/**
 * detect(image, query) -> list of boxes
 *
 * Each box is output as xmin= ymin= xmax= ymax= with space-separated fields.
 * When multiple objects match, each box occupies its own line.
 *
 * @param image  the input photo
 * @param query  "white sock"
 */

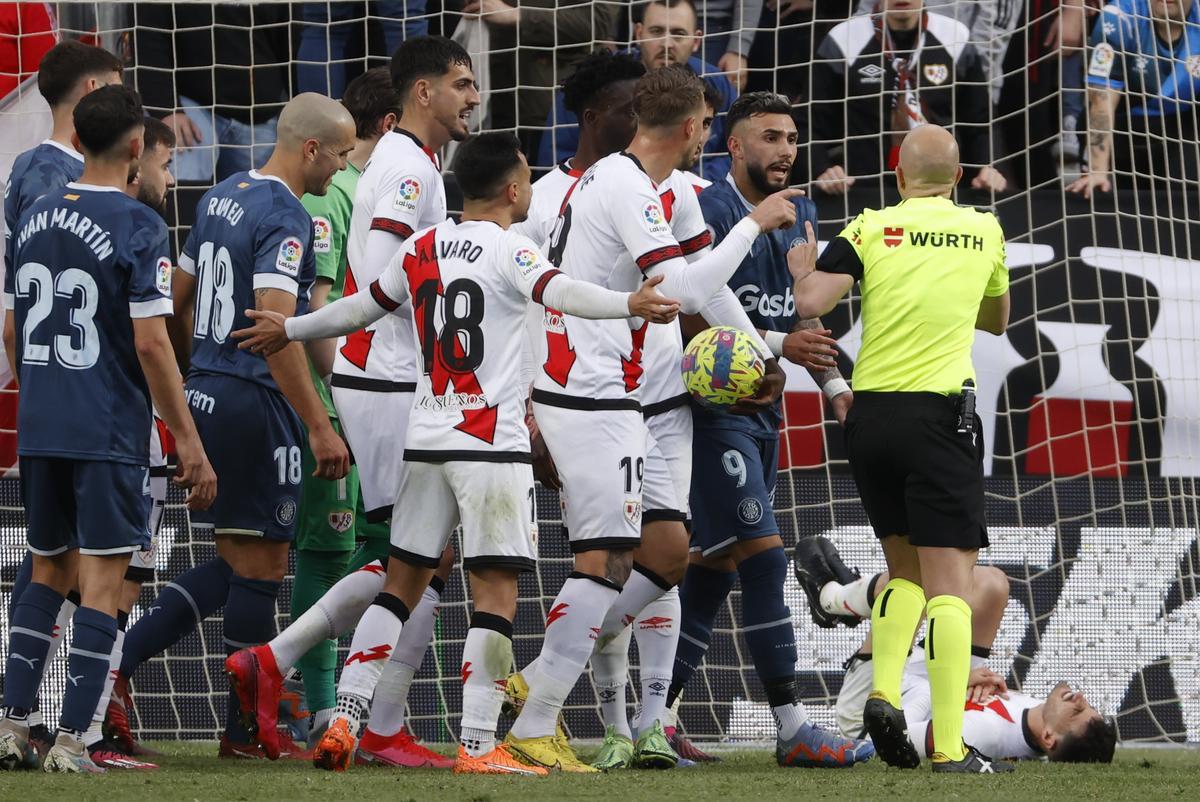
xmin=83 ymin=720 xmax=103 ymax=748
xmin=90 ymin=628 xmax=125 ymax=730
xmin=270 ymin=562 xmax=386 ymax=670
xmin=632 ymin=586 xmax=679 ymax=731
xmin=819 ymin=575 xmax=873 ymax=619
xmin=367 ymin=583 xmax=440 ymax=737
xmin=594 ymin=567 xmax=671 ymax=652
xmin=592 ymin=625 xmax=632 ymax=739
xmin=520 ymin=655 xmax=540 ymax=679
xmin=309 ymin=707 xmax=333 ymax=737
xmin=337 ymin=598 xmax=405 ymax=704
xmin=45 ymin=598 xmax=77 ymax=667
xmin=773 ymin=703 xmax=809 ymax=740
xmin=510 ymin=575 xmax=619 ymax=740
xmin=459 ymin=618 xmax=513 ymax=757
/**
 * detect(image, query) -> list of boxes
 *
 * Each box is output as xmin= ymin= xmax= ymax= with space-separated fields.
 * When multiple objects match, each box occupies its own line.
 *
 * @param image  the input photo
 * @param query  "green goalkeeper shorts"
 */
xmin=295 ymin=425 xmax=359 ymax=552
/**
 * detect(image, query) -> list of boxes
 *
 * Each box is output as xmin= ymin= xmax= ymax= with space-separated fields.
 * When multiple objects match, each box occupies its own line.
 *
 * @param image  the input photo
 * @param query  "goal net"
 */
xmin=1 ymin=0 xmax=1198 ymax=747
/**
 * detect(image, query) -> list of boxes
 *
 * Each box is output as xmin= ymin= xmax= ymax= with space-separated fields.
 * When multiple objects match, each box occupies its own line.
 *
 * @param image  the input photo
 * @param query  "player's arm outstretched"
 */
xmin=789 ymin=220 xmax=855 ymax=318
xmin=508 ymin=235 xmax=680 ymax=322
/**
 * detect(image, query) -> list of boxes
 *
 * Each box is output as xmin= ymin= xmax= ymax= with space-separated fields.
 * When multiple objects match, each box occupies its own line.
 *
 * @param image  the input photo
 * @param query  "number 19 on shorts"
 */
xmin=274 ymin=445 xmax=301 ymax=486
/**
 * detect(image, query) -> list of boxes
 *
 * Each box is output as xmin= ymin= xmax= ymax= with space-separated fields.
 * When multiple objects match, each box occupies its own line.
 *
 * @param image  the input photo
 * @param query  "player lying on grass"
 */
xmin=795 ymin=536 xmax=1118 ymax=764
xmin=231 ymin=131 xmax=680 ymax=774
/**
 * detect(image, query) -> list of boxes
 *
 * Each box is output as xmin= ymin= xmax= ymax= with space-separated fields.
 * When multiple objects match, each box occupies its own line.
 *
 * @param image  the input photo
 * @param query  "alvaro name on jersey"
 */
xmin=334 ymin=128 xmax=447 ymax=389
xmin=530 ymin=152 xmax=711 ymax=407
xmin=377 ymin=220 xmax=582 ymax=459
xmin=5 ymin=183 xmax=172 ymax=464
xmin=179 ymin=170 xmax=316 ymax=390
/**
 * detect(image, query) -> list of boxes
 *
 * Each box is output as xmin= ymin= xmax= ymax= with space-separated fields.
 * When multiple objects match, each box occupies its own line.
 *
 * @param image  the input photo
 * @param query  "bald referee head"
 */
xmin=896 ymin=125 xmax=964 ymax=200
xmin=261 ymin=93 xmax=356 ymax=198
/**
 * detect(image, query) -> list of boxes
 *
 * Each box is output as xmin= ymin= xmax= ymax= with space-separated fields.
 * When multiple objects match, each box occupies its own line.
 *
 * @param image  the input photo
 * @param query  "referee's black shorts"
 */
xmin=844 ymin=391 xmax=988 ymax=549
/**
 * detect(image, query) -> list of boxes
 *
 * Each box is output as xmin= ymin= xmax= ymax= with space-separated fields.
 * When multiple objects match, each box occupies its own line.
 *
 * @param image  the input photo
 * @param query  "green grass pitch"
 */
xmin=5 ymin=743 xmax=1197 ymax=801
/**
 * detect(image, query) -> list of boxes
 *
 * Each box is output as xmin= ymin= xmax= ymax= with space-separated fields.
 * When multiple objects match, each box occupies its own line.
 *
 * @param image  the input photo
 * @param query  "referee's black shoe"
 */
xmin=862 ymin=693 xmax=921 ymax=769
xmin=931 ymin=745 xmax=1015 ymax=774
xmin=793 ymin=536 xmax=862 ymax=629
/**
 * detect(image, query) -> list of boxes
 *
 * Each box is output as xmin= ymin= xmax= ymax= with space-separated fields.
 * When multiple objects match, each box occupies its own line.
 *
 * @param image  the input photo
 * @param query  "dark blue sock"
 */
xmin=120 ymin=557 xmax=233 ymax=677
xmin=7 ymin=553 xmax=31 ymax=622
xmin=223 ymin=575 xmax=281 ymax=742
xmin=736 ymin=547 xmax=799 ymax=706
xmin=2 ymin=582 xmax=63 ymax=713
xmin=59 ymin=607 xmax=117 ymax=733
xmin=669 ymin=564 xmax=737 ymax=706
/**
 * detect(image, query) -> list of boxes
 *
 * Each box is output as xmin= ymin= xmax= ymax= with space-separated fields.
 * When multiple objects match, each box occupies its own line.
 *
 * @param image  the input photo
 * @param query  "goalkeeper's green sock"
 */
xmin=926 ymin=594 xmax=972 ymax=763
xmin=291 ymin=548 xmax=351 ymax=713
xmin=870 ymin=577 xmax=925 ymax=708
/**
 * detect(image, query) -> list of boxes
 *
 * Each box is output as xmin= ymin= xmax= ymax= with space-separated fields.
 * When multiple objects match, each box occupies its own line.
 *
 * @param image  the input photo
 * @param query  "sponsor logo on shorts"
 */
xmin=184 ymin=388 xmax=215 ymax=415
xmin=737 ymin=497 xmax=764 ymax=525
xmin=392 ymin=176 xmax=421 ymax=212
xmin=624 ymin=499 xmax=642 ymax=527
xmin=275 ymin=498 xmax=298 ymax=527
xmin=328 ymin=510 xmax=354 ymax=533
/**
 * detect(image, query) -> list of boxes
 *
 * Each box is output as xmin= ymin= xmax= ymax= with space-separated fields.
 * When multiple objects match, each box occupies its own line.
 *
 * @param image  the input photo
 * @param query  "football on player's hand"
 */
xmin=681 ymin=326 xmax=766 ymax=408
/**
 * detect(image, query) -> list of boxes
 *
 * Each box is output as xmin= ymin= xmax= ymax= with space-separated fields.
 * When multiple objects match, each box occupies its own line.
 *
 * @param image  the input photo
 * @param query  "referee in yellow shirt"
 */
xmin=789 ymin=125 xmax=1012 ymax=774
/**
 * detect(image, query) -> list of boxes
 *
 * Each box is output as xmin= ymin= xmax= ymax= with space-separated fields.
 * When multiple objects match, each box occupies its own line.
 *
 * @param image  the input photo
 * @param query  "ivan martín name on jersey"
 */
xmin=909 ymin=231 xmax=985 ymax=250
xmin=736 ymin=284 xmax=795 ymax=319
xmin=417 ymin=392 xmax=490 ymax=411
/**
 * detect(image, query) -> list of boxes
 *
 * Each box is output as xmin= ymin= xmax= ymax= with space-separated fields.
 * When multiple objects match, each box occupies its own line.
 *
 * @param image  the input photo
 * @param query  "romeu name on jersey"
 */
xmin=368 ymin=218 xmax=568 ymax=460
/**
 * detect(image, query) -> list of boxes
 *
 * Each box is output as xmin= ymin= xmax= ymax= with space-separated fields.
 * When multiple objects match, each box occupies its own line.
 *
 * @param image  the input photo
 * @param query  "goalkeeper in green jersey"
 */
xmin=283 ymin=70 xmax=450 ymax=767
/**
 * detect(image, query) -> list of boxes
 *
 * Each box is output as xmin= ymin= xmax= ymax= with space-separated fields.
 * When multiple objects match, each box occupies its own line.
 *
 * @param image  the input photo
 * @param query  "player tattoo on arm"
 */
xmin=1086 ymin=87 xmax=1117 ymax=171
xmin=794 ymin=317 xmax=844 ymax=388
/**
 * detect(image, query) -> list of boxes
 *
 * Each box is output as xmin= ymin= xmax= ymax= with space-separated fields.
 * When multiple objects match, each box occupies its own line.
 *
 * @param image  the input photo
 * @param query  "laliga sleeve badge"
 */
xmin=312 ymin=216 xmax=332 ymax=253
xmin=392 ymin=175 xmax=422 ymax=212
xmin=1088 ymin=42 xmax=1116 ymax=78
xmin=276 ymin=237 xmax=304 ymax=277
xmin=642 ymin=201 xmax=670 ymax=235
xmin=155 ymin=256 xmax=173 ymax=296
xmin=513 ymin=247 xmax=540 ymax=277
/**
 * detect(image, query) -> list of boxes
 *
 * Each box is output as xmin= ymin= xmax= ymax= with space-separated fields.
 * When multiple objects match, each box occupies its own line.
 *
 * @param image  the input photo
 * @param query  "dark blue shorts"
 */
xmin=689 ymin=426 xmax=779 ymax=557
xmin=20 ymin=456 xmax=150 ymax=556
xmin=186 ymin=374 xmax=305 ymax=542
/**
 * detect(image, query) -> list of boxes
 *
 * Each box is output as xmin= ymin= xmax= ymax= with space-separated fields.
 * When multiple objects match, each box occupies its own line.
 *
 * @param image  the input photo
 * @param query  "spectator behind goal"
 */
xmin=809 ymin=0 xmax=1007 ymax=197
xmin=538 ymin=0 xmax=737 ymax=179
xmin=1068 ymin=0 xmax=1200 ymax=196
xmin=133 ymin=2 xmax=292 ymax=183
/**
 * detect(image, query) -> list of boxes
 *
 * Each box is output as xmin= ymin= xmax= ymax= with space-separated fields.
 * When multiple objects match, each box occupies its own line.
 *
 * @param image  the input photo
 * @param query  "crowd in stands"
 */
xmin=4 ymin=0 xmax=1197 ymax=193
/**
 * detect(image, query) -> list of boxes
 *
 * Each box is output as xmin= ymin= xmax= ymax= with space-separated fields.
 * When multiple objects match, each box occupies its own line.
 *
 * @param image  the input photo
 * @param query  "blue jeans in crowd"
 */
xmin=1062 ymin=52 xmax=1085 ymax=121
xmin=172 ymin=97 xmax=279 ymax=183
xmin=298 ymin=1 xmax=429 ymax=98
